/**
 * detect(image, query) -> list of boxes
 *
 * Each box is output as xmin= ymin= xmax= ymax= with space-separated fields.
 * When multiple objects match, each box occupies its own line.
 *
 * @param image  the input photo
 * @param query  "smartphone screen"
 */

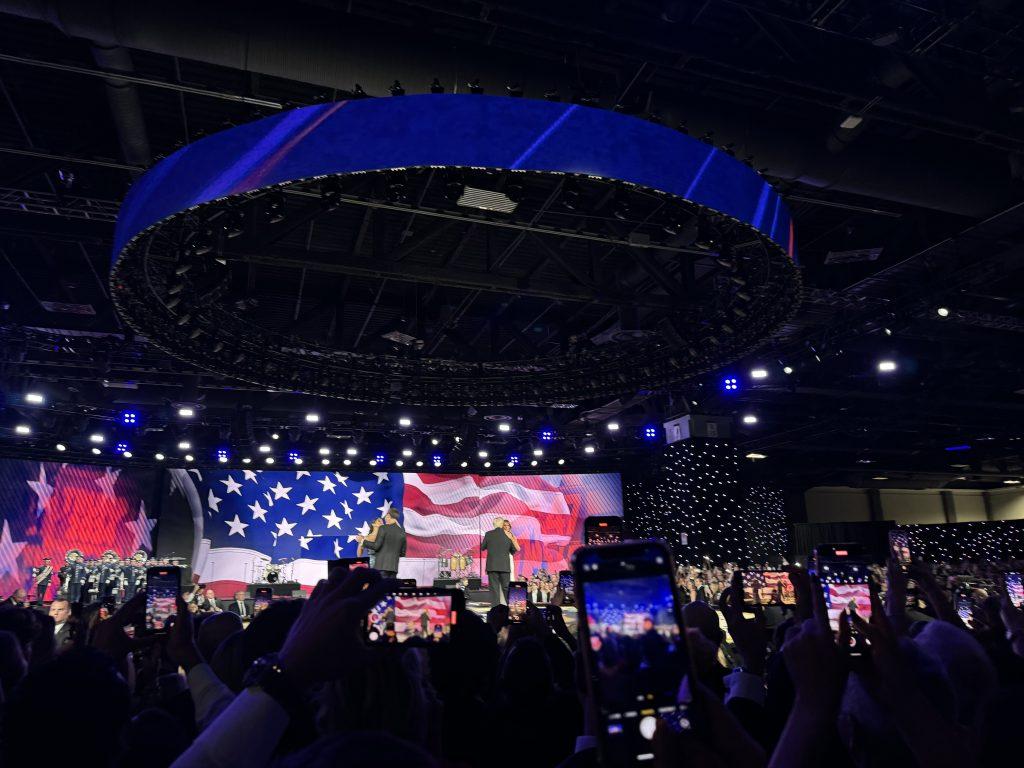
xmin=365 ymin=588 xmax=461 ymax=644
xmin=1006 ymin=572 xmax=1024 ymax=608
xmin=955 ymin=592 xmax=974 ymax=626
xmin=815 ymin=554 xmax=871 ymax=655
xmin=888 ymin=530 xmax=912 ymax=572
xmin=507 ymin=581 xmax=529 ymax=622
xmin=557 ymin=569 xmax=575 ymax=606
xmin=145 ymin=566 xmax=181 ymax=633
xmin=328 ymin=557 xmax=370 ymax=574
xmin=253 ymin=587 xmax=272 ymax=615
xmin=575 ymin=541 xmax=694 ymax=766
xmin=585 ymin=516 xmax=624 ymax=547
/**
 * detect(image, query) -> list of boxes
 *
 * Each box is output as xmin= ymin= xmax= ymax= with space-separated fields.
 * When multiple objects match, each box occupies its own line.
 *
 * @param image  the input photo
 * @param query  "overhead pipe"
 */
xmin=89 ymin=43 xmax=151 ymax=169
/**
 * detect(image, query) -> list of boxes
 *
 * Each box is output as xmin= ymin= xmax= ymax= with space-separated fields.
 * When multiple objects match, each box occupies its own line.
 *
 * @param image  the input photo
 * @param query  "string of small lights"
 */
xmin=743 ymin=485 xmax=787 ymax=564
xmin=900 ymin=521 xmax=1024 ymax=563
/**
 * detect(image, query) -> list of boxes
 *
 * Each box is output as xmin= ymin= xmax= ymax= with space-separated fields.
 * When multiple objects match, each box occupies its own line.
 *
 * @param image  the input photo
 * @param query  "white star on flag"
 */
xmin=333 ymin=539 xmax=343 ymax=558
xmin=124 ymin=503 xmax=156 ymax=552
xmin=347 ymin=520 xmax=371 ymax=544
xmin=275 ymin=517 xmax=297 ymax=537
xmin=95 ymin=468 xmax=122 ymax=498
xmin=243 ymin=470 xmax=258 ymax=482
xmin=322 ymin=509 xmax=343 ymax=529
xmin=224 ymin=514 xmax=249 ymax=537
xmin=248 ymin=500 xmax=268 ymax=522
xmin=27 ymin=463 xmax=55 ymax=516
xmin=297 ymin=495 xmax=319 ymax=515
xmin=270 ymin=482 xmax=292 ymax=500
xmin=342 ymin=500 xmax=353 ymax=518
xmin=353 ymin=486 xmax=373 ymax=505
xmin=263 ymin=491 xmax=274 ymax=508
xmin=377 ymin=498 xmax=394 ymax=517
xmin=0 ymin=520 xmax=27 ymax=577
xmin=296 ymin=471 xmax=311 ymax=479
xmin=221 ymin=475 xmax=243 ymax=495
xmin=208 ymin=489 xmax=223 ymax=514
xmin=373 ymin=472 xmax=389 ymax=484
xmin=318 ymin=475 xmax=337 ymax=494
xmin=334 ymin=473 xmax=348 ymax=486
xmin=299 ymin=534 xmax=312 ymax=550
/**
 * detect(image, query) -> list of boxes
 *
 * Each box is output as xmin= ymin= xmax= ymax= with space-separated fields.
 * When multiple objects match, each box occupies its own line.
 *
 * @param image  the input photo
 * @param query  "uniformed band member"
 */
xmin=58 ymin=549 xmax=88 ymax=603
xmin=99 ymin=550 xmax=121 ymax=603
xmin=121 ymin=551 xmax=147 ymax=600
xmin=31 ymin=557 xmax=54 ymax=605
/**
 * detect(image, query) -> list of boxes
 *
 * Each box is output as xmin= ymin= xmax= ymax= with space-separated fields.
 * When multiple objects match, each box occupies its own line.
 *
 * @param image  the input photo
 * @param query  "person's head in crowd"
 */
xmin=486 ymin=604 xmax=508 ymax=635
xmin=8 ymin=588 xmax=26 ymax=604
xmin=234 ymin=590 xmax=247 ymax=603
xmin=386 ymin=508 xmax=400 ymax=524
xmin=2 ymin=647 xmax=130 ymax=765
xmin=49 ymin=597 xmax=71 ymax=626
xmin=0 ymin=605 xmax=42 ymax=662
xmin=496 ymin=636 xmax=553 ymax=707
xmin=204 ymin=588 xmax=217 ymax=601
xmin=198 ymin=611 xmax=242 ymax=662
xmin=681 ymin=599 xmax=725 ymax=648
xmin=912 ymin=619 xmax=996 ymax=733
xmin=276 ymin=732 xmax=438 ymax=768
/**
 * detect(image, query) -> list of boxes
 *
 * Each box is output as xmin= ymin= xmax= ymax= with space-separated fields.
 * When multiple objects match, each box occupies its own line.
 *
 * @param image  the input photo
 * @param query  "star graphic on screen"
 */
xmin=270 ymin=482 xmax=292 ymax=500
xmin=124 ymin=503 xmax=156 ymax=552
xmin=297 ymin=495 xmax=319 ymax=515
xmin=333 ymin=539 xmax=343 ymax=558
xmin=373 ymin=472 xmax=389 ymax=485
xmin=323 ymin=509 xmax=343 ymax=530
xmin=263 ymin=491 xmax=274 ymax=508
xmin=207 ymin=489 xmax=223 ymax=514
xmin=318 ymin=475 xmax=337 ymax=494
xmin=0 ymin=520 xmax=27 ymax=577
xmin=295 ymin=471 xmax=311 ymax=479
xmin=248 ymin=500 xmax=268 ymax=522
xmin=221 ymin=475 xmax=242 ymax=495
xmin=334 ymin=473 xmax=348 ymax=487
xmin=341 ymin=500 xmax=353 ymax=518
xmin=243 ymin=470 xmax=259 ymax=482
xmin=224 ymin=514 xmax=249 ymax=537
xmin=275 ymin=517 xmax=296 ymax=537
xmin=27 ymin=463 xmax=55 ymax=516
xmin=377 ymin=498 xmax=394 ymax=517
xmin=347 ymin=520 xmax=371 ymax=544
xmin=299 ymin=535 xmax=312 ymax=550
xmin=95 ymin=468 xmax=122 ymax=499
xmin=353 ymin=486 xmax=373 ymax=505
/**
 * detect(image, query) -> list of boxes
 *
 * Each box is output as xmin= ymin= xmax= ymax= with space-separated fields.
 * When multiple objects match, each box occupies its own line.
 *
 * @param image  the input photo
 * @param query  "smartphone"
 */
xmin=328 ymin=557 xmax=370 ymax=573
xmin=144 ymin=566 xmax=181 ymax=633
xmin=955 ymin=590 xmax=974 ymax=627
xmin=888 ymin=530 xmax=912 ymax=572
xmin=575 ymin=540 xmax=696 ymax=766
xmin=507 ymin=581 xmax=529 ymax=623
xmin=253 ymin=586 xmax=273 ymax=615
xmin=397 ymin=578 xmax=418 ymax=589
xmin=365 ymin=587 xmax=463 ymax=644
xmin=741 ymin=570 xmax=796 ymax=605
xmin=1006 ymin=572 xmax=1024 ymax=609
xmin=813 ymin=545 xmax=871 ymax=656
xmin=557 ymin=569 xmax=575 ymax=607
xmin=585 ymin=516 xmax=624 ymax=547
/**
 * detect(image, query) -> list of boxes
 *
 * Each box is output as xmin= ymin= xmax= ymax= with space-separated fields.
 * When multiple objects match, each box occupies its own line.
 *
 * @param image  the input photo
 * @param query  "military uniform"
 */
xmin=31 ymin=560 xmax=54 ymax=605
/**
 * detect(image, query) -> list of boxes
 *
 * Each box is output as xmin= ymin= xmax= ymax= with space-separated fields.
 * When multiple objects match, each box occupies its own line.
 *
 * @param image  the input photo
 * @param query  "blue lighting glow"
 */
xmin=217 ymin=448 xmax=230 ymax=461
xmin=288 ymin=450 xmax=300 ymax=463
xmin=432 ymin=454 xmax=443 ymax=467
xmin=540 ymin=429 xmax=556 ymax=442
xmin=508 ymin=455 xmax=520 ymax=466
xmin=120 ymin=410 xmax=138 ymax=425
xmin=722 ymin=376 xmax=739 ymax=392
xmin=115 ymin=442 xmax=129 ymax=454
xmin=643 ymin=425 xmax=659 ymax=441
xmin=375 ymin=453 xmax=386 ymax=464
xmin=944 ymin=445 xmax=972 ymax=452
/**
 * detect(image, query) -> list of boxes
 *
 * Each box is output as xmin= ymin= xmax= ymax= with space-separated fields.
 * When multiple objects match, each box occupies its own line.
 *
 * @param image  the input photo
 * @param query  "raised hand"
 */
xmin=884 ymin=558 xmax=910 ymax=635
xmin=720 ymin=573 xmax=767 ymax=675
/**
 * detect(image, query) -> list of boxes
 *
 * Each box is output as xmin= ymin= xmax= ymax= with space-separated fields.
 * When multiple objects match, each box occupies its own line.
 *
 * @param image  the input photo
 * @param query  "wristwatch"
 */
xmin=243 ymin=653 xmax=304 ymax=715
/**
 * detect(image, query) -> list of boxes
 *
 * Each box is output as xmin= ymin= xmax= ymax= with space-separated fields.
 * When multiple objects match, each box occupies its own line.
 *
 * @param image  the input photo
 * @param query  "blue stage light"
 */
xmin=288 ymin=450 xmax=301 ymax=463
xmin=121 ymin=411 xmax=138 ymax=425
xmin=643 ymin=425 xmax=659 ymax=440
xmin=375 ymin=453 xmax=386 ymax=464
xmin=508 ymin=454 xmax=520 ymax=466
xmin=540 ymin=429 xmax=555 ymax=442
xmin=217 ymin=448 xmax=230 ymax=462
xmin=432 ymin=454 xmax=443 ymax=467
xmin=722 ymin=376 xmax=739 ymax=392
xmin=115 ymin=442 xmax=129 ymax=454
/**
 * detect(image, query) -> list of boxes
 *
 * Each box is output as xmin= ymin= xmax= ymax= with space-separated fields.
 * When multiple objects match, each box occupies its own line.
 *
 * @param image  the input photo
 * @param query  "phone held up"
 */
xmin=143 ymin=565 xmax=181 ymax=634
xmin=812 ymin=544 xmax=872 ymax=656
xmin=584 ymin=516 xmax=624 ymax=547
xmin=574 ymin=540 xmax=697 ymax=766
xmin=888 ymin=530 xmax=913 ymax=572
xmin=253 ymin=586 xmax=273 ymax=615
xmin=365 ymin=586 xmax=463 ymax=644
xmin=507 ymin=581 xmax=529 ymax=623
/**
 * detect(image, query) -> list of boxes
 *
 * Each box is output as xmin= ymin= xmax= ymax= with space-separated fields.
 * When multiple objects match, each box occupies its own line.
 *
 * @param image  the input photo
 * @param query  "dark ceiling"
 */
xmin=0 ymin=0 xmax=1022 ymax=488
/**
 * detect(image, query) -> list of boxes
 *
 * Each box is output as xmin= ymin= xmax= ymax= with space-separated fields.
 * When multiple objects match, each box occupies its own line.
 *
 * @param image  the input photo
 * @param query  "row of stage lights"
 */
xmin=721 ymin=356 xmax=901 ymax=393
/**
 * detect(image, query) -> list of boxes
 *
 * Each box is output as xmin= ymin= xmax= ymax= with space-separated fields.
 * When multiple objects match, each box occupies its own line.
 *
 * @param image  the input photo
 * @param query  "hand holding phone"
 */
xmin=365 ymin=587 xmax=462 ymax=644
xmin=1005 ymin=572 xmax=1023 ymax=608
xmin=507 ymin=581 xmax=529 ymax=623
xmin=144 ymin=566 xmax=181 ymax=634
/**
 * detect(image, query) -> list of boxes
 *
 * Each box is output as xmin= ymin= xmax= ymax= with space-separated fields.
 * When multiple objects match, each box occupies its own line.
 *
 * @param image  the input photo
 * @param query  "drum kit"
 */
xmin=437 ymin=550 xmax=474 ymax=579
xmin=252 ymin=557 xmax=295 ymax=584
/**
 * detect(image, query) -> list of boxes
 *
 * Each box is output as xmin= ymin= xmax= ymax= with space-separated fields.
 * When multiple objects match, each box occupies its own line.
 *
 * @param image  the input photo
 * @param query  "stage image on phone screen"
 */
xmin=558 ymin=570 xmax=575 ymax=605
xmin=585 ymin=517 xmax=624 ymax=547
xmin=817 ymin=561 xmax=872 ymax=632
xmin=889 ymin=530 xmax=912 ymax=570
xmin=583 ymin=573 xmax=691 ymax=762
xmin=741 ymin=570 xmax=795 ymax=605
xmin=508 ymin=582 xmax=528 ymax=622
xmin=956 ymin=594 xmax=974 ymax=626
xmin=145 ymin=570 xmax=179 ymax=632
xmin=366 ymin=592 xmax=454 ymax=643
xmin=1007 ymin=573 xmax=1024 ymax=608
xmin=253 ymin=587 xmax=272 ymax=615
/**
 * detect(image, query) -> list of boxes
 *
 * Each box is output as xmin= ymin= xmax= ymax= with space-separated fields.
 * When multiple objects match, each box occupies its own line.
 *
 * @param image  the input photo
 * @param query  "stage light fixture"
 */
xmin=584 ymin=445 xmax=596 ymax=454
xmin=877 ymin=359 xmax=897 ymax=373
xmin=294 ymin=458 xmax=303 ymax=465
xmin=643 ymin=425 xmax=658 ymax=440
xmin=607 ymin=422 xmax=620 ymax=432
xmin=369 ymin=459 xmax=378 ymax=467
xmin=432 ymin=455 xmax=442 ymax=467
xmin=937 ymin=307 xmax=950 ymax=317
xmin=319 ymin=447 xmax=331 ymax=456
xmin=745 ymin=452 xmax=767 ymax=460
xmin=498 ymin=422 xmax=511 ymax=433
xmin=258 ymin=444 xmax=271 ymax=453
xmin=540 ymin=429 xmax=555 ymax=442
xmin=155 ymin=453 xmax=165 ymax=461
xmin=241 ymin=457 xmax=251 ymax=464
xmin=288 ymin=450 xmax=300 ymax=463
xmin=178 ymin=407 xmax=195 ymax=418
xmin=530 ymin=460 xmax=538 ymax=466
xmin=533 ymin=448 xmax=543 ymax=457
xmin=346 ymin=447 xmax=358 ymax=456
xmin=272 ymin=433 xmax=280 ymax=440
xmin=305 ymin=412 xmax=320 ymax=423
xmin=416 ymin=460 xmax=424 ymax=467
xmin=742 ymin=414 xmax=758 ymax=425
xmin=1004 ymin=479 xmax=1022 ymax=485
xmin=342 ymin=458 xmax=351 ymax=466
xmin=483 ymin=461 xmax=491 ymax=468
xmin=15 ymin=424 xmax=31 ymax=435
xmin=478 ymin=450 xmax=488 ymax=459
xmin=322 ymin=458 xmax=330 ymax=466
xmin=750 ymin=367 xmax=768 ymax=379
xmin=217 ymin=448 xmax=229 ymax=462
xmin=558 ymin=458 xmax=565 ymax=465
xmin=185 ymin=454 xmax=194 ymax=462
xmin=508 ymin=455 xmax=520 ymax=466
xmin=122 ymin=451 xmax=133 ymax=459
xmin=783 ymin=365 xmax=794 ymax=375
xmin=115 ymin=442 xmax=129 ymax=454
xmin=398 ymin=417 xmax=412 ymax=427
xmin=121 ymin=410 xmax=138 ymax=425
xmin=722 ymin=376 xmax=739 ymax=392
xmin=375 ymin=453 xmax=386 ymax=463
xmin=883 ymin=327 xmax=893 ymax=336
xmin=401 ymin=448 xmax=413 ymax=458
xmin=460 ymin=461 xmax=468 ymax=468
xmin=91 ymin=447 xmax=101 ymax=455
xmin=89 ymin=433 xmax=105 ymax=444
xmin=265 ymin=457 xmax=274 ymax=464
xmin=430 ymin=437 xmax=440 ymax=446
xmin=396 ymin=459 xmax=405 ymax=467
xmin=872 ymin=476 xmax=889 ymax=481
xmin=25 ymin=392 xmax=44 ymax=405
xmin=178 ymin=441 xmax=191 ymax=451
xmin=55 ymin=443 xmax=66 ymax=452
xmin=507 ymin=461 xmax=514 ymax=468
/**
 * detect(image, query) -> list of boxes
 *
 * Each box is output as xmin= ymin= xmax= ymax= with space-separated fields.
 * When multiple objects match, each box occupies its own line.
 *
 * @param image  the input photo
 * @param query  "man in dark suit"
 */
xmin=226 ymin=590 xmax=252 ymax=619
xmin=49 ymin=598 xmax=76 ymax=652
xmin=481 ymin=517 xmax=516 ymax=607
xmin=360 ymin=508 xmax=406 ymax=578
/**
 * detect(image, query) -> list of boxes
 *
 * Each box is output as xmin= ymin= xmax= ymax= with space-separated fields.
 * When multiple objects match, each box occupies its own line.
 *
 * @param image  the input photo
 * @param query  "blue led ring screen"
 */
xmin=111 ymin=95 xmax=800 ymax=406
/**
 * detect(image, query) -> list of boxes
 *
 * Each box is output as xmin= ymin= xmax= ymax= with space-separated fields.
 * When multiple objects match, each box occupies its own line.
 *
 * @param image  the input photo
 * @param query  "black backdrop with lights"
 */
xmin=900 ymin=521 xmax=1024 ymax=563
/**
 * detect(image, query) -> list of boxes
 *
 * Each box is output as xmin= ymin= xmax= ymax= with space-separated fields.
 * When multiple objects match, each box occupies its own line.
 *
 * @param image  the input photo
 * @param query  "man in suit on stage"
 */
xmin=226 ymin=590 xmax=252 ymax=619
xmin=359 ymin=508 xmax=406 ymax=578
xmin=481 ymin=517 xmax=516 ymax=607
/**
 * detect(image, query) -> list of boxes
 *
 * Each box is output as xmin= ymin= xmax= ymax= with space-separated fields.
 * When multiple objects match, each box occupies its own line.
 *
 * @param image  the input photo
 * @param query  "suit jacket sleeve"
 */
xmin=363 ymin=534 xmax=382 ymax=553
xmin=480 ymin=532 xmax=489 ymax=552
xmin=400 ymin=532 xmax=407 ymax=558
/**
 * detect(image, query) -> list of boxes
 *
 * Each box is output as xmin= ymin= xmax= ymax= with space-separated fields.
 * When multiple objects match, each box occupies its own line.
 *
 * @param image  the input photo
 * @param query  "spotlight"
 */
xmin=883 ymin=327 xmax=893 ymax=336
xmin=432 ymin=454 xmax=442 ymax=467
xmin=742 ymin=414 xmax=758 ymax=425
xmin=396 ymin=460 xmax=405 ymax=467
xmin=584 ymin=445 xmax=596 ymax=454
xmin=345 ymin=447 xmax=358 ymax=456
xmin=745 ymin=452 xmax=767 ymax=460
xmin=478 ymin=450 xmax=489 ymax=459
xmin=55 ymin=443 xmax=66 ymax=452
xmin=319 ymin=447 xmax=331 ymax=456
xmin=242 ymin=457 xmax=251 ymax=464
xmin=122 ymin=451 xmax=133 ymax=459
xmin=294 ymin=458 xmax=303 ymax=466
xmin=508 ymin=455 xmax=520 ymax=466
xmin=375 ymin=453 xmax=386 ymax=464
xmin=531 ymin=460 xmax=538 ymax=467
xmin=643 ymin=425 xmax=658 ymax=440
xmin=178 ymin=407 xmax=195 ymax=418
xmin=1004 ymin=479 xmax=1022 ymax=485
xmin=265 ymin=457 xmax=274 ymax=464
xmin=369 ymin=460 xmax=378 ymax=467
xmin=322 ymin=458 xmax=330 ymax=466
xmin=483 ymin=461 xmax=491 ymax=468
xmin=872 ymin=476 xmax=889 ymax=481
xmin=272 ymin=433 xmax=280 ymax=440
xmin=540 ymin=429 xmax=555 ymax=442
xmin=115 ymin=442 xmax=129 ymax=454
xmin=783 ymin=365 xmax=794 ymax=375
xmin=402 ymin=449 xmax=413 ymax=457
xmin=607 ymin=422 xmax=620 ymax=432
xmin=155 ymin=453 xmax=165 ymax=461
xmin=178 ymin=441 xmax=191 ymax=451
xmin=398 ymin=417 xmax=412 ymax=427
xmin=343 ymin=458 xmax=351 ymax=466
xmin=15 ymin=424 xmax=31 ymax=435
xmin=533 ymin=448 xmax=543 ymax=457
xmin=430 ymin=437 xmax=440 ymax=446
xmin=498 ymin=422 xmax=511 ymax=433
xmin=936 ymin=307 xmax=950 ymax=318
xmin=877 ymin=359 xmax=898 ymax=373
xmin=507 ymin=461 xmax=514 ymax=468
xmin=722 ymin=376 xmax=739 ymax=392
xmin=91 ymin=447 xmax=101 ymax=455
xmin=288 ymin=450 xmax=300 ymax=463
xmin=558 ymin=458 xmax=565 ymax=465
xmin=416 ymin=460 xmax=423 ymax=467
xmin=750 ymin=367 xmax=768 ymax=380
xmin=217 ymin=448 xmax=229 ymax=463
xmin=121 ymin=411 xmax=138 ymax=425
xmin=460 ymin=461 xmax=468 ymax=468
xmin=258 ymin=444 xmax=271 ymax=453
xmin=25 ymin=392 xmax=45 ymax=405
xmin=89 ymin=433 xmax=105 ymax=444
xmin=305 ymin=412 xmax=320 ymax=424
xmin=185 ymin=454 xmax=194 ymax=462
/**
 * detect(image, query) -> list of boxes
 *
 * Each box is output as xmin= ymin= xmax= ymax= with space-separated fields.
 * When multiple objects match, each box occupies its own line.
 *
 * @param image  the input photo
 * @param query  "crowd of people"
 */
xmin=2 ymin=549 xmax=1024 ymax=767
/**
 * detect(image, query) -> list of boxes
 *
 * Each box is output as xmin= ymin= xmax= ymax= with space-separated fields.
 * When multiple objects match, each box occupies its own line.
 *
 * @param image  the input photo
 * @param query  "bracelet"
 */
xmin=243 ymin=653 xmax=304 ymax=716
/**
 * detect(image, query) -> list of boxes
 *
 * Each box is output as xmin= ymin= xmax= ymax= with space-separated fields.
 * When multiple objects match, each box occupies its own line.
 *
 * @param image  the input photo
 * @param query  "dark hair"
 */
xmin=387 ymin=508 xmax=401 ymax=520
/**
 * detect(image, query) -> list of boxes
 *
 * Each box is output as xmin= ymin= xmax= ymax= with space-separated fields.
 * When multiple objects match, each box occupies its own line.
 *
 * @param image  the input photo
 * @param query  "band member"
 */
xmin=99 ymin=550 xmax=121 ymax=603
xmin=482 ymin=517 xmax=518 ymax=607
xmin=121 ymin=551 xmax=147 ymax=601
xmin=58 ymin=549 xmax=88 ymax=603
xmin=31 ymin=557 xmax=54 ymax=605
xmin=358 ymin=508 xmax=406 ymax=578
